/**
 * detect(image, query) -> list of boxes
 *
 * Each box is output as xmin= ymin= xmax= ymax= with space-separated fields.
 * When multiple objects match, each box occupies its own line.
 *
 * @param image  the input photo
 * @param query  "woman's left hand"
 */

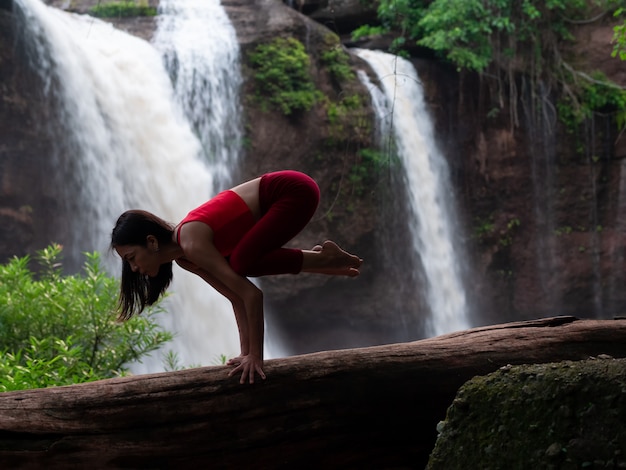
xmin=228 ymin=354 xmax=266 ymax=384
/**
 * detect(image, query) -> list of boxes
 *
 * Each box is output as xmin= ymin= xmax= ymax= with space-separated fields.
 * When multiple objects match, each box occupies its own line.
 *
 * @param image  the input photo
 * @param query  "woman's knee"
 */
xmin=293 ymin=173 xmax=320 ymax=216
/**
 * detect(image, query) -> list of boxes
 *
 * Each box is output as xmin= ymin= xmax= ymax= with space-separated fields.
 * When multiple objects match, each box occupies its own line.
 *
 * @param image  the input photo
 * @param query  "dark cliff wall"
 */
xmin=0 ymin=11 xmax=65 ymax=262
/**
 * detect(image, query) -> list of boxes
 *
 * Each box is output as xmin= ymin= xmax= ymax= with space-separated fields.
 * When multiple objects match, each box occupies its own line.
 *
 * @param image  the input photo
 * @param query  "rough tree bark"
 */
xmin=1 ymin=316 xmax=626 ymax=469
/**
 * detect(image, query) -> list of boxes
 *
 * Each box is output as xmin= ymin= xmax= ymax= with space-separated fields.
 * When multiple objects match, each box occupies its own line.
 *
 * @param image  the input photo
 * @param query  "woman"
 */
xmin=111 ymin=170 xmax=362 ymax=384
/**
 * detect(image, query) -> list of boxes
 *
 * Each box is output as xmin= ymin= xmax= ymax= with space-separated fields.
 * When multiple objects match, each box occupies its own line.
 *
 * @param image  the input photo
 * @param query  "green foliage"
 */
xmin=413 ymin=0 xmax=598 ymax=72
xmin=248 ymin=37 xmax=322 ymax=115
xmin=558 ymin=70 xmax=626 ymax=130
xmin=352 ymin=0 xmax=427 ymax=54
xmin=363 ymin=0 xmax=620 ymax=72
xmin=349 ymin=148 xmax=397 ymax=195
xmin=473 ymin=215 xmax=495 ymax=239
xmin=417 ymin=0 xmax=509 ymax=71
xmin=554 ymin=225 xmax=573 ymax=236
xmin=0 ymin=244 xmax=173 ymax=392
xmin=499 ymin=217 xmax=520 ymax=247
xmin=0 ymin=337 xmax=94 ymax=391
xmin=326 ymin=93 xmax=366 ymax=138
xmin=89 ymin=1 xmax=157 ymax=18
xmin=327 ymin=95 xmax=358 ymax=125
xmin=472 ymin=215 xmax=520 ymax=246
xmin=320 ymin=34 xmax=355 ymax=83
xmin=612 ymin=8 xmax=626 ymax=60
xmin=351 ymin=25 xmax=388 ymax=41
xmin=357 ymin=0 xmax=626 ymax=135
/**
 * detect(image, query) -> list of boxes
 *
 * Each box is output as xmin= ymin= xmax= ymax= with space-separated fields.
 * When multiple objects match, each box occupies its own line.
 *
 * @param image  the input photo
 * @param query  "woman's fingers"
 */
xmin=227 ymin=357 xmax=266 ymax=384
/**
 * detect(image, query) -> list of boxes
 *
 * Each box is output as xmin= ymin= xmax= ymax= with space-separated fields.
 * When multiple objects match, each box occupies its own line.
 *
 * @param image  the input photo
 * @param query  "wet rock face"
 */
xmin=427 ymin=357 xmax=626 ymax=469
xmin=0 ymin=13 xmax=55 ymax=260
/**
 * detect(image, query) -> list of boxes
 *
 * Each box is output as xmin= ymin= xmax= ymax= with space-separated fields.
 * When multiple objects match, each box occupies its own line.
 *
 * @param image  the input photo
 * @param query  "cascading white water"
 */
xmin=356 ymin=69 xmax=393 ymax=148
xmin=14 ymin=0 xmax=241 ymax=372
xmin=354 ymin=49 xmax=470 ymax=336
xmin=153 ymin=0 xmax=242 ymax=186
xmin=145 ymin=0 xmax=247 ymax=371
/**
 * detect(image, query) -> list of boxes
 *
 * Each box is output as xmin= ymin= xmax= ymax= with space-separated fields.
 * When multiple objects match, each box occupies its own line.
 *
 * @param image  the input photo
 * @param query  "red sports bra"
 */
xmin=176 ymin=190 xmax=256 ymax=256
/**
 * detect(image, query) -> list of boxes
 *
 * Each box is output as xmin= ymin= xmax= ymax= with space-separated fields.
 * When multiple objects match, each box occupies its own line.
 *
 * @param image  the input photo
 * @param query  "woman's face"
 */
xmin=115 ymin=244 xmax=161 ymax=277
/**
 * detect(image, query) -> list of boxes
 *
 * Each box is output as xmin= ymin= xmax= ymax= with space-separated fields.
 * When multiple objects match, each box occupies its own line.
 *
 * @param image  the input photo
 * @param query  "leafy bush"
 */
xmin=89 ymin=1 xmax=157 ymax=18
xmin=248 ymin=37 xmax=322 ymax=115
xmin=352 ymin=0 xmax=428 ymax=55
xmin=0 ymin=244 xmax=173 ymax=392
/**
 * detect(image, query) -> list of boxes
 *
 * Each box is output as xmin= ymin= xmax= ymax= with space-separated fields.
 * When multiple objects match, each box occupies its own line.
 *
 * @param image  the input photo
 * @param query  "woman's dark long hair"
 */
xmin=111 ymin=210 xmax=175 ymax=321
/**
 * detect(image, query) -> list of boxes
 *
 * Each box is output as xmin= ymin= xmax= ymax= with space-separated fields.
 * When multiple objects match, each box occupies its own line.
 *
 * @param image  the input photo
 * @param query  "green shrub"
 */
xmin=320 ymin=34 xmax=355 ymax=83
xmin=0 ymin=244 xmax=173 ymax=392
xmin=248 ymin=37 xmax=322 ymax=115
xmin=89 ymin=1 xmax=157 ymax=18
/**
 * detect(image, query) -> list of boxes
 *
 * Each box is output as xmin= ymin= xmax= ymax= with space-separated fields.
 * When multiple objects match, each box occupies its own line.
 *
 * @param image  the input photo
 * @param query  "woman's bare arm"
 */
xmin=175 ymin=258 xmax=250 ymax=357
xmin=176 ymin=222 xmax=266 ymax=384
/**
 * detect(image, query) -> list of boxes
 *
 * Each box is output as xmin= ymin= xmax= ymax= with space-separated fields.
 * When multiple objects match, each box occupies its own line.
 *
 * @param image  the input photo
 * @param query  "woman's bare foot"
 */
xmin=302 ymin=240 xmax=362 ymax=277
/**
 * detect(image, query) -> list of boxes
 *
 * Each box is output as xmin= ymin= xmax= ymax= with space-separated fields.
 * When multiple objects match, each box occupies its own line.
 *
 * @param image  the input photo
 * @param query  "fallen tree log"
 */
xmin=1 ymin=316 xmax=626 ymax=469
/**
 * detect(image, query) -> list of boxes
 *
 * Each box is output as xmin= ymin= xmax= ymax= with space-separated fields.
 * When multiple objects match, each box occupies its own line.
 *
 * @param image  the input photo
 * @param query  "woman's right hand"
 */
xmin=228 ymin=354 xmax=266 ymax=384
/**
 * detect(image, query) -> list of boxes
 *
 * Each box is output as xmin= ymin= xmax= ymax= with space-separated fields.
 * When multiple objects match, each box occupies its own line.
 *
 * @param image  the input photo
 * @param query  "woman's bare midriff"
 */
xmin=231 ymin=177 xmax=262 ymax=220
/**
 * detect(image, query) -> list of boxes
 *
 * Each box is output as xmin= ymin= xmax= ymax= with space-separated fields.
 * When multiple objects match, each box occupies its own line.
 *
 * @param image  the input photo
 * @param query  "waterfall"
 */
xmin=354 ymin=49 xmax=470 ymax=336
xmin=153 ymin=0 xmax=242 ymax=187
xmin=13 ymin=0 xmax=242 ymax=373
xmin=145 ymin=0 xmax=245 ymax=370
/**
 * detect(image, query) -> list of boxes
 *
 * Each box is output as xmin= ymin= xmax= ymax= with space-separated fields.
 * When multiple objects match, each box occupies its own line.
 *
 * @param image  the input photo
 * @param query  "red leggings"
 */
xmin=228 ymin=170 xmax=320 ymax=277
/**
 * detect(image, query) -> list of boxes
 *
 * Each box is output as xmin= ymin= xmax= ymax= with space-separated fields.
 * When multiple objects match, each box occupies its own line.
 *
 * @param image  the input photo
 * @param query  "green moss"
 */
xmin=473 ymin=215 xmax=495 ymax=240
xmin=428 ymin=358 xmax=626 ymax=469
xmin=325 ymin=93 xmax=369 ymax=139
xmin=89 ymin=0 xmax=157 ymax=17
xmin=248 ymin=37 xmax=322 ymax=116
xmin=320 ymin=33 xmax=355 ymax=84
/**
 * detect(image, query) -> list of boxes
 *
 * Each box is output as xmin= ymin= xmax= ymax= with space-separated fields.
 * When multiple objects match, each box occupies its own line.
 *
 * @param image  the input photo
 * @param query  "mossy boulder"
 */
xmin=427 ymin=357 xmax=626 ymax=469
